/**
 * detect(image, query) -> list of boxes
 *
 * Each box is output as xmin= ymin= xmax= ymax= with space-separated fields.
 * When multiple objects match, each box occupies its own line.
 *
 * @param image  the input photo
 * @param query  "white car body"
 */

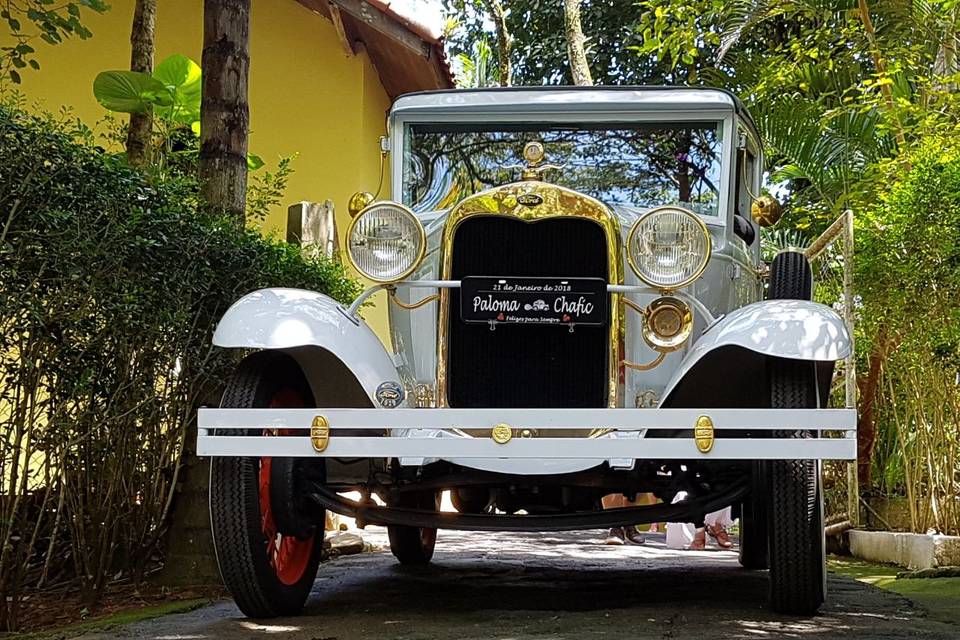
xmin=200 ymin=87 xmax=855 ymax=470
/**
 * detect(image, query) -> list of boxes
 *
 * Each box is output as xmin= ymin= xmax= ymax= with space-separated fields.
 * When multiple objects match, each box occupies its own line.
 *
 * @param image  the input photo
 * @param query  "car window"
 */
xmin=402 ymin=121 xmax=723 ymax=216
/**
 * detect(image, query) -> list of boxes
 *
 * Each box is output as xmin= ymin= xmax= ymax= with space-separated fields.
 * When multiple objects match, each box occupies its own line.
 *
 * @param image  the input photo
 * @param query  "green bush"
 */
xmin=0 ymin=104 xmax=359 ymax=631
xmin=855 ymin=134 xmax=960 ymax=534
xmin=857 ymin=135 xmax=960 ymax=359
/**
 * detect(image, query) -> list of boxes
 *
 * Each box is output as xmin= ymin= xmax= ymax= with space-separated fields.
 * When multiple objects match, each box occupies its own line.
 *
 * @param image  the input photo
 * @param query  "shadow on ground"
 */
xmin=76 ymin=529 xmax=960 ymax=640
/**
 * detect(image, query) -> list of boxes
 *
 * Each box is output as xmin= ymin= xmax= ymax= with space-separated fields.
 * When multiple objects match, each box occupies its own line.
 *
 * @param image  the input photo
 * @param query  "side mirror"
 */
xmin=751 ymin=195 xmax=783 ymax=227
xmin=348 ymin=191 xmax=374 ymax=217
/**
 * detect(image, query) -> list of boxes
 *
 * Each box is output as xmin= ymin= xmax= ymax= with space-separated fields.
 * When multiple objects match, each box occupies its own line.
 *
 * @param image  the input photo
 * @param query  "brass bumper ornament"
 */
xmin=694 ymin=415 xmax=714 ymax=453
xmin=311 ymin=415 xmax=330 ymax=452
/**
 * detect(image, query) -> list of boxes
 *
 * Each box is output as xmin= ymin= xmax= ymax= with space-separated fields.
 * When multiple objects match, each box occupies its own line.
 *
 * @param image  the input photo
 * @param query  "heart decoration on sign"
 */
xmin=562 ymin=314 xmax=571 ymax=322
xmin=497 ymin=312 xmax=505 ymax=321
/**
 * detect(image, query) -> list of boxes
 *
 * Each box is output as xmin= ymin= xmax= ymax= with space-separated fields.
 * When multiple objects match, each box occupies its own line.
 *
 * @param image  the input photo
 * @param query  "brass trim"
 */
xmin=625 ymin=206 xmax=712 ymax=291
xmin=436 ymin=181 xmax=624 ymax=408
xmin=310 ymin=415 xmax=330 ymax=452
xmin=622 ymin=296 xmax=646 ymax=315
xmin=641 ymin=297 xmax=694 ymax=353
xmin=694 ymin=415 xmax=714 ymax=453
xmin=345 ymin=201 xmax=427 ymax=284
xmin=388 ymin=289 xmax=439 ymax=310
xmin=623 ymin=351 xmax=666 ymax=371
xmin=751 ymin=194 xmax=783 ymax=227
xmin=348 ymin=191 xmax=374 ymax=217
xmin=491 ymin=423 xmax=513 ymax=444
xmin=523 ymin=141 xmax=545 ymax=165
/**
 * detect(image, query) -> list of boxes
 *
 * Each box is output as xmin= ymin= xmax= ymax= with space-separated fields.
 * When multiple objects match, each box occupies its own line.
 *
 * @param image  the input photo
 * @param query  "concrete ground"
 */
xmin=77 ymin=528 xmax=959 ymax=640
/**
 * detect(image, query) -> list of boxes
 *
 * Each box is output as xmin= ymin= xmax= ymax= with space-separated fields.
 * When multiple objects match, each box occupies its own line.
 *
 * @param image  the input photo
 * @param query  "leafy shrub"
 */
xmin=857 ymin=135 xmax=960 ymax=356
xmin=855 ymin=135 xmax=960 ymax=534
xmin=0 ymin=104 xmax=359 ymax=630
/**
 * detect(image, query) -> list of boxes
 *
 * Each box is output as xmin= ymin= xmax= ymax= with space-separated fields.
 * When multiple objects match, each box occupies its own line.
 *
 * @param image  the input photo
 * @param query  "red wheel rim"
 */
xmin=259 ymin=389 xmax=316 ymax=586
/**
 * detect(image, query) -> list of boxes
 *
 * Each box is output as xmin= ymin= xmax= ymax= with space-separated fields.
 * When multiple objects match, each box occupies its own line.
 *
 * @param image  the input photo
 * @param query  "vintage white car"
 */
xmin=198 ymin=87 xmax=855 ymax=618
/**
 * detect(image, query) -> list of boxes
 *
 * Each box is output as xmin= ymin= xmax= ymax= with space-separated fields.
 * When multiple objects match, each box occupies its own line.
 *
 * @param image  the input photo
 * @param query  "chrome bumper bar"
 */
xmin=197 ymin=408 xmax=857 ymax=460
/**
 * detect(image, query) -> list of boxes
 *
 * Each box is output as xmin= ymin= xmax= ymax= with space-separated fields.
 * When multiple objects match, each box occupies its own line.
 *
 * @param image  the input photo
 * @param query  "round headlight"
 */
xmin=627 ymin=206 xmax=711 ymax=290
xmin=347 ymin=202 xmax=426 ymax=283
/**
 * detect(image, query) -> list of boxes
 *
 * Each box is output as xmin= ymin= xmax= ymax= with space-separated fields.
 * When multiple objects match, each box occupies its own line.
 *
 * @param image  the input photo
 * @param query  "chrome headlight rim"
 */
xmin=346 ymin=201 xmax=426 ymax=284
xmin=626 ymin=205 xmax=712 ymax=291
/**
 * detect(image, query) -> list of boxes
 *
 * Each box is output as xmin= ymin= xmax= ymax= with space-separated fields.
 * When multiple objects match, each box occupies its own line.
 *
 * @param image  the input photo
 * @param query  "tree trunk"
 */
xmin=200 ymin=0 xmax=251 ymax=224
xmin=856 ymin=333 xmax=891 ymax=488
xmin=126 ymin=0 xmax=157 ymax=167
xmin=483 ymin=0 xmax=512 ymax=86
xmin=857 ymin=0 xmax=906 ymax=148
xmin=563 ymin=0 xmax=593 ymax=86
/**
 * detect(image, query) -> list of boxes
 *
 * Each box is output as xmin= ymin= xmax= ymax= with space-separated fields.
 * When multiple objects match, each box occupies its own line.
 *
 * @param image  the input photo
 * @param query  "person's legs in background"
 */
xmin=689 ymin=506 xmax=734 ymax=549
xmin=601 ymin=494 xmax=647 ymax=545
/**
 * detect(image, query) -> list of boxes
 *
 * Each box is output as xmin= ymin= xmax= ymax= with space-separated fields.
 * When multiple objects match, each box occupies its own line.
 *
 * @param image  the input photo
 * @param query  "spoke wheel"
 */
xmin=387 ymin=491 xmax=441 ymax=565
xmin=210 ymin=352 xmax=324 ymax=618
xmin=258 ymin=457 xmax=316 ymax=586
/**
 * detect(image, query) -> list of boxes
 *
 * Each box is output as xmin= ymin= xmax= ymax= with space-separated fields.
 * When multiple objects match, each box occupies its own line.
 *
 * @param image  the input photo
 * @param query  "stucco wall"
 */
xmin=13 ymin=0 xmax=392 ymax=339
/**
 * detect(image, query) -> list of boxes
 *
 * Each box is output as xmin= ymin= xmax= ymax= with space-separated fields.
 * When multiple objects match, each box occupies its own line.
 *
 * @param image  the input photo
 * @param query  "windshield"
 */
xmin=401 ymin=121 xmax=723 ymax=216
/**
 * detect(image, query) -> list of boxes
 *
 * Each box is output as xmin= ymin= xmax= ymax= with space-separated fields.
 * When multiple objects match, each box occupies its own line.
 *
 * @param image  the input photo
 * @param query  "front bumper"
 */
xmin=197 ymin=407 xmax=856 ymax=461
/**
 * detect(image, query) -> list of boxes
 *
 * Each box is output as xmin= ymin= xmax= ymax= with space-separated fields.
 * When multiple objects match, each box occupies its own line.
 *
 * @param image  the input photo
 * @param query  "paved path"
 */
xmin=81 ymin=528 xmax=959 ymax=639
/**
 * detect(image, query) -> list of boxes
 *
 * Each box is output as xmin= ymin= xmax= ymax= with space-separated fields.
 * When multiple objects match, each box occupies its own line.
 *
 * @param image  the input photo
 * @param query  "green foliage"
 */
xmin=634 ymin=0 xmax=725 ymax=80
xmin=93 ymin=69 xmax=172 ymax=113
xmin=94 ymin=54 xmax=268 ymax=183
xmin=444 ymin=0 xmax=675 ymax=85
xmin=247 ymin=155 xmax=295 ymax=225
xmin=0 ymin=0 xmax=108 ymax=84
xmin=94 ymin=54 xmax=201 ymax=125
xmin=0 ymin=104 xmax=359 ymax=630
xmin=152 ymin=53 xmax=203 ymax=123
xmin=454 ymin=36 xmax=499 ymax=88
xmin=855 ymin=135 xmax=960 ymax=530
xmin=857 ymin=135 xmax=960 ymax=360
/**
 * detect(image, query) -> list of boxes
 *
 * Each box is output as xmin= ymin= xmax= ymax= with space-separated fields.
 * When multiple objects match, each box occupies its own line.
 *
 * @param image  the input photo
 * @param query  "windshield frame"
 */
xmin=390 ymin=108 xmax=735 ymax=226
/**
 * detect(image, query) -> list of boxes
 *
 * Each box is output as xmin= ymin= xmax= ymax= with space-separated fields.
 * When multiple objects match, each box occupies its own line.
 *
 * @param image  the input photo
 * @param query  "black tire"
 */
xmin=742 ymin=251 xmax=812 ymax=572
xmin=769 ymin=250 xmax=813 ymax=301
xmin=739 ymin=462 xmax=769 ymax=570
xmin=210 ymin=352 xmax=324 ymax=618
xmin=387 ymin=491 xmax=440 ymax=565
xmin=767 ymin=358 xmax=825 ymax=615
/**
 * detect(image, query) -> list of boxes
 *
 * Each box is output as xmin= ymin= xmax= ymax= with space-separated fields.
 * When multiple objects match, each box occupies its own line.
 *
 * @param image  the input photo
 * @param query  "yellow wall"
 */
xmin=14 ymin=0 xmax=392 ymax=339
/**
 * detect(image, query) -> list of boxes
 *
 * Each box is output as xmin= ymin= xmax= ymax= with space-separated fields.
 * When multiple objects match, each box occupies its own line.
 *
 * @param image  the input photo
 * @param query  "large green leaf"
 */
xmin=93 ymin=70 xmax=173 ymax=114
xmin=153 ymin=54 xmax=202 ymax=124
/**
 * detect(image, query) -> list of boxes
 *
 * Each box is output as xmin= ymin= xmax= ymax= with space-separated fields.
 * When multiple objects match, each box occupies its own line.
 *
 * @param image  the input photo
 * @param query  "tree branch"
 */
xmin=563 ymin=0 xmax=593 ymax=86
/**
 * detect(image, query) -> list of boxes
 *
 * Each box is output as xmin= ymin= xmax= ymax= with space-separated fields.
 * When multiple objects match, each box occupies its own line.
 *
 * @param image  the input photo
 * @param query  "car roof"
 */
xmin=391 ymin=86 xmax=759 ymax=136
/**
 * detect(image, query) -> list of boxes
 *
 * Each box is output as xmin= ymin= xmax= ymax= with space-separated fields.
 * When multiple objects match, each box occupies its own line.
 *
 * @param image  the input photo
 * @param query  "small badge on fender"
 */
xmin=695 ymin=415 xmax=714 ymax=453
xmin=375 ymin=381 xmax=405 ymax=408
xmin=517 ymin=193 xmax=543 ymax=207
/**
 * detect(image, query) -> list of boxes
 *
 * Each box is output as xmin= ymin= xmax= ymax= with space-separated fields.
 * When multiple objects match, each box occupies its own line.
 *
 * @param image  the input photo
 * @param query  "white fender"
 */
xmin=662 ymin=299 xmax=851 ymax=402
xmin=213 ymin=288 xmax=398 ymax=403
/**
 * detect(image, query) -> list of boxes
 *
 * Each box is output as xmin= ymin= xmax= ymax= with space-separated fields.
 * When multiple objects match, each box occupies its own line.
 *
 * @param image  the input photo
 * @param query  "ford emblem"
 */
xmin=375 ymin=381 xmax=405 ymax=408
xmin=517 ymin=193 xmax=543 ymax=207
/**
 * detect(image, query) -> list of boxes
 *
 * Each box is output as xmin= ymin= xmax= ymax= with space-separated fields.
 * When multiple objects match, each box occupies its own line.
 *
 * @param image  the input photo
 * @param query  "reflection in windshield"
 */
xmin=402 ymin=122 xmax=722 ymax=215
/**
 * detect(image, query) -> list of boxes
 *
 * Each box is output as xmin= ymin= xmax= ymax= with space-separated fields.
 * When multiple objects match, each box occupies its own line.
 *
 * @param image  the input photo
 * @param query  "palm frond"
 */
xmin=716 ymin=0 xmax=773 ymax=62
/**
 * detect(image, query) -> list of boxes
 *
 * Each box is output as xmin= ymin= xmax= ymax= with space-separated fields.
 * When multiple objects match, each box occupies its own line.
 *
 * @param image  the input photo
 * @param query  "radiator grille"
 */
xmin=447 ymin=216 xmax=609 ymax=408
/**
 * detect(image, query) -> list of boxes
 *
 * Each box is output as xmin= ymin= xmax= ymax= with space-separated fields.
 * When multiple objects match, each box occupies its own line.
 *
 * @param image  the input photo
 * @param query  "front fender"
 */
xmin=213 ymin=288 xmax=398 ymax=404
xmin=662 ymin=299 xmax=850 ymax=406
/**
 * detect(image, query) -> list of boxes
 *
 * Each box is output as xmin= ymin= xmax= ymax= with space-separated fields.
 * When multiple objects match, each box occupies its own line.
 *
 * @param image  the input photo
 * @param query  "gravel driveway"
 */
xmin=77 ymin=528 xmax=959 ymax=639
